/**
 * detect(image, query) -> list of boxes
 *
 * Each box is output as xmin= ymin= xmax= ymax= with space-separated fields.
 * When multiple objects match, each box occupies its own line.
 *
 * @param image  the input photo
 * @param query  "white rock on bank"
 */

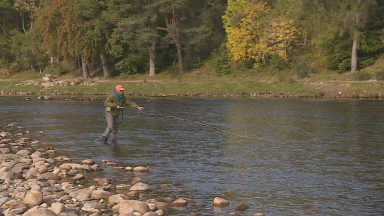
xmin=133 ymin=166 xmax=149 ymax=172
xmin=22 ymin=207 xmax=57 ymax=216
xmin=130 ymin=182 xmax=150 ymax=191
xmin=50 ymin=202 xmax=65 ymax=214
xmin=24 ymin=190 xmax=43 ymax=206
xmin=91 ymin=189 xmax=112 ymax=200
xmin=213 ymin=197 xmax=229 ymax=207
xmin=119 ymin=200 xmax=150 ymax=215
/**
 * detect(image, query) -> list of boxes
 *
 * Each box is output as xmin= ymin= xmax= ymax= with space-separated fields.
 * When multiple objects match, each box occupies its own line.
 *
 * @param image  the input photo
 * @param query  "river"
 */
xmin=1 ymin=96 xmax=383 ymax=215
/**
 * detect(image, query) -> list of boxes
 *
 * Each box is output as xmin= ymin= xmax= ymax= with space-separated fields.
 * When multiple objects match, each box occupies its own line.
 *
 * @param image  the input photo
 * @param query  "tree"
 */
xmin=311 ymin=0 xmax=379 ymax=72
xmin=0 ymin=0 xmax=18 ymax=67
xmin=224 ymin=1 xmax=298 ymax=66
xmin=13 ymin=0 xmax=39 ymax=33
xmin=9 ymin=28 xmax=48 ymax=72
xmin=36 ymin=0 xmax=112 ymax=79
xmin=114 ymin=1 xmax=162 ymax=77
xmin=156 ymin=0 xmax=186 ymax=74
xmin=181 ymin=0 xmax=224 ymax=69
xmin=103 ymin=0 xmax=150 ymax=76
xmin=145 ymin=0 xmax=189 ymax=74
xmin=0 ymin=0 xmax=17 ymax=35
xmin=35 ymin=0 xmax=75 ymax=65
xmin=341 ymin=0 xmax=378 ymax=73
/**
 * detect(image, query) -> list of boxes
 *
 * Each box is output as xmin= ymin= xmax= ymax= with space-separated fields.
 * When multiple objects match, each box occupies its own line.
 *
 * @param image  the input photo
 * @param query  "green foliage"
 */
xmin=209 ymin=44 xmax=231 ymax=75
xmin=325 ymin=29 xmax=382 ymax=72
xmin=267 ymin=55 xmax=287 ymax=71
xmin=222 ymin=0 xmax=247 ymax=29
xmin=352 ymin=71 xmax=372 ymax=81
xmin=358 ymin=15 xmax=384 ymax=68
xmin=8 ymin=29 xmax=48 ymax=72
xmin=376 ymin=71 xmax=384 ymax=80
xmin=0 ymin=36 xmax=12 ymax=67
xmin=114 ymin=53 xmax=146 ymax=75
xmin=0 ymin=0 xmax=17 ymax=34
xmin=359 ymin=57 xmax=376 ymax=68
xmin=1 ymin=0 xmax=384 ymax=79
xmin=51 ymin=64 xmax=67 ymax=76
xmin=323 ymin=33 xmax=351 ymax=72
xmin=295 ymin=62 xmax=312 ymax=78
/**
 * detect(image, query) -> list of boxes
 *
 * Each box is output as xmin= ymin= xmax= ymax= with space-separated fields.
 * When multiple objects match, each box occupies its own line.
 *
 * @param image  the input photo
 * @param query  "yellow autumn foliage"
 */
xmin=225 ymin=1 xmax=298 ymax=65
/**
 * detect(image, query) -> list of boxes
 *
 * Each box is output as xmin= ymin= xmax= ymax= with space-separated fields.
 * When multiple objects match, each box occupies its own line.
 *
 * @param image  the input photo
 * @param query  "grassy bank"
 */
xmin=1 ymin=64 xmax=383 ymax=99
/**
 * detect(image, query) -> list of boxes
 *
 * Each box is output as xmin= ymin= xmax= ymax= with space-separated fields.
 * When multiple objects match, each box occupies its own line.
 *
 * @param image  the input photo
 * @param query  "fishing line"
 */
xmin=134 ymin=111 xmax=251 ymax=139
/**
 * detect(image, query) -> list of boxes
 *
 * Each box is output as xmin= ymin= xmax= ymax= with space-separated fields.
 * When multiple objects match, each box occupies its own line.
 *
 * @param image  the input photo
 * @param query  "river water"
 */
xmin=1 ymin=96 xmax=383 ymax=215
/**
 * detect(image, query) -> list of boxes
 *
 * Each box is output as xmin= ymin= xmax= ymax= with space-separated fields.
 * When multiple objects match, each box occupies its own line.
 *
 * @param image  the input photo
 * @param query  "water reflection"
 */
xmin=0 ymin=97 xmax=383 ymax=215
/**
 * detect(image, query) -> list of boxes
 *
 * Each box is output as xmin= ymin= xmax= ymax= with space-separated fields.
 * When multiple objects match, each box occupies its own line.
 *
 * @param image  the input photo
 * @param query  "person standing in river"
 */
xmin=95 ymin=84 xmax=144 ymax=144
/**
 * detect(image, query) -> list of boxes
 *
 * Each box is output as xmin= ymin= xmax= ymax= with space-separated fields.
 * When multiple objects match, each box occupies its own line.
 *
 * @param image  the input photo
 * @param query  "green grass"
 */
xmin=348 ymin=82 xmax=384 ymax=98
xmin=0 ymin=77 xmax=321 ymax=98
xmin=1 ymin=59 xmax=383 ymax=98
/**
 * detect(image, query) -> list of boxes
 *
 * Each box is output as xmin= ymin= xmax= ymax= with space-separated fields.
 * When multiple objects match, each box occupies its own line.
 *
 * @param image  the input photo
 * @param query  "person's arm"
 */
xmin=125 ymin=99 xmax=139 ymax=108
xmin=125 ymin=98 xmax=144 ymax=111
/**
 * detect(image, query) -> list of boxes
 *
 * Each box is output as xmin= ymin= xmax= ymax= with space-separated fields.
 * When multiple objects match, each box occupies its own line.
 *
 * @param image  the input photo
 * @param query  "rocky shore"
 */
xmin=0 ymin=123 xmax=264 ymax=216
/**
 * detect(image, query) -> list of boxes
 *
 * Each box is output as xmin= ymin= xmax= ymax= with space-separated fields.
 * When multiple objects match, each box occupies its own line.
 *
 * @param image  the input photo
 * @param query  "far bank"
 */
xmin=1 ymin=67 xmax=384 ymax=99
xmin=0 ymin=78 xmax=383 ymax=99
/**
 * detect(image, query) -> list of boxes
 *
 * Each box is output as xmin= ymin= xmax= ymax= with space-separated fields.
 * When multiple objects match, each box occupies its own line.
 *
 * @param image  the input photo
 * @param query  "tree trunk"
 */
xmin=99 ymin=50 xmax=110 ymax=78
xmin=81 ymin=57 xmax=90 ymax=79
xmin=158 ymin=9 xmax=184 ymax=74
xmin=21 ymin=12 xmax=26 ymax=33
xmin=148 ymin=41 xmax=156 ymax=77
xmin=173 ymin=9 xmax=184 ymax=74
xmin=175 ymin=41 xmax=184 ymax=74
xmin=2 ymin=20 xmax=5 ymax=35
xmin=351 ymin=31 xmax=358 ymax=73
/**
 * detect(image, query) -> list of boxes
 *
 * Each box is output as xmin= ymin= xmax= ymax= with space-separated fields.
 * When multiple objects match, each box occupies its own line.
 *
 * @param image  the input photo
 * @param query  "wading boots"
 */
xmin=95 ymin=136 xmax=108 ymax=144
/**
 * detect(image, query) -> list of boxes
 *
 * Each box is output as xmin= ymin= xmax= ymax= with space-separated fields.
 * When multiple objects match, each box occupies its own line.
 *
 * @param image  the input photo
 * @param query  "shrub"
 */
xmin=338 ymin=59 xmax=351 ymax=71
xmin=323 ymin=34 xmax=351 ymax=72
xmin=114 ymin=54 xmax=146 ymax=75
xmin=209 ymin=44 xmax=231 ymax=75
xmin=295 ymin=62 xmax=314 ymax=79
xmin=352 ymin=71 xmax=371 ymax=81
xmin=376 ymin=71 xmax=384 ymax=80
xmin=51 ymin=64 xmax=67 ymax=76
xmin=267 ymin=55 xmax=287 ymax=71
xmin=296 ymin=66 xmax=309 ymax=78
xmin=360 ymin=57 xmax=376 ymax=68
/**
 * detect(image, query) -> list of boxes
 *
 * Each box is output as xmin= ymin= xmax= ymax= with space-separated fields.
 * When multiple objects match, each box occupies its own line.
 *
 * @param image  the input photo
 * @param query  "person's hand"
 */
xmin=137 ymin=106 xmax=144 ymax=111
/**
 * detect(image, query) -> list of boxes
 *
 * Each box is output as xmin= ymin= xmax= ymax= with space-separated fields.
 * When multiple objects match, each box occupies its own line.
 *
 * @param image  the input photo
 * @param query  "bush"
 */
xmin=323 ymin=34 xmax=351 ymax=72
xmin=376 ymin=71 xmax=384 ymax=80
xmin=8 ymin=62 xmax=22 ymax=73
xmin=296 ymin=65 xmax=309 ymax=78
xmin=352 ymin=71 xmax=372 ymax=81
xmin=267 ymin=55 xmax=287 ymax=71
xmin=209 ymin=44 xmax=231 ymax=75
xmin=338 ymin=59 xmax=351 ymax=71
xmin=51 ymin=64 xmax=67 ymax=76
xmin=295 ymin=61 xmax=315 ymax=79
xmin=114 ymin=54 xmax=146 ymax=75
xmin=360 ymin=57 xmax=376 ymax=68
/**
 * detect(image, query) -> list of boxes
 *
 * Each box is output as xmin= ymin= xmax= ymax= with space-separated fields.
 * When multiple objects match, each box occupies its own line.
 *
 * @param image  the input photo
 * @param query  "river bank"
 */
xmin=1 ymin=69 xmax=384 ymax=99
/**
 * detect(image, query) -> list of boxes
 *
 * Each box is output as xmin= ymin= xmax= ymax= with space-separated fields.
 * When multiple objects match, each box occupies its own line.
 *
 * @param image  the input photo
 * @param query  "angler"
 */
xmin=95 ymin=84 xmax=144 ymax=144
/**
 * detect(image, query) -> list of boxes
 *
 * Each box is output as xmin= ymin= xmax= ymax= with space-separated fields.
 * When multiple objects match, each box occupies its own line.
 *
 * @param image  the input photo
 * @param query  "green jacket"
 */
xmin=104 ymin=92 xmax=139 ymax=116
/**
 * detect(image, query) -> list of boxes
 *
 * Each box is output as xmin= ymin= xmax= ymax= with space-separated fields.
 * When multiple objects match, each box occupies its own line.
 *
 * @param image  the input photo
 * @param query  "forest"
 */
xmin=0 ymin=0 xmax=383 ymax=80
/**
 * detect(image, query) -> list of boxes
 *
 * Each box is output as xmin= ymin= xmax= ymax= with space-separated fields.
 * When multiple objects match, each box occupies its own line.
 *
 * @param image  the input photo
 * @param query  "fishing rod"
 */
xmin=133 ymin=111 xmax=251 ymax=140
